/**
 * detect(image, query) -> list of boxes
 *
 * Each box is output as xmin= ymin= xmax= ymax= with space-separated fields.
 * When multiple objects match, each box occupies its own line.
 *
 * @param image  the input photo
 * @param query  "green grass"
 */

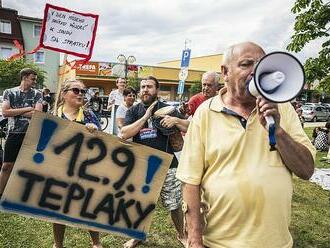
xmin=0 ymin=128 xmax=329 ymax=247
xmin=304 ymin=127 xmax=314 ymax=140
xmin=0 ymin=201 xmax=182 ymax=248
xmin=290 ymin=128 xmax=330 ymax=248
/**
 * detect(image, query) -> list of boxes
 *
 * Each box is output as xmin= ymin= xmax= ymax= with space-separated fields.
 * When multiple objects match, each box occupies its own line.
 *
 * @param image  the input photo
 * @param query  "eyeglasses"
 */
xmin=66 ymin=88 xmax=87 ymax=95
xmin=127 ymin=94 xmax=136 ymax=98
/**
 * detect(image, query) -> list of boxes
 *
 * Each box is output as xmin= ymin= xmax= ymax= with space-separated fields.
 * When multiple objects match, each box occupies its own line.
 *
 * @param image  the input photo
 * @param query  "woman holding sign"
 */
xmin=53 ymin=79 xmax=102 ymax=248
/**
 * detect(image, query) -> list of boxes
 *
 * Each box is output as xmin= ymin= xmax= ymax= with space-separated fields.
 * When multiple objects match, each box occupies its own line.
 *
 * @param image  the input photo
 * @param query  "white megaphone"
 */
xmin=247 ymin=51 xmax=305 ymax=150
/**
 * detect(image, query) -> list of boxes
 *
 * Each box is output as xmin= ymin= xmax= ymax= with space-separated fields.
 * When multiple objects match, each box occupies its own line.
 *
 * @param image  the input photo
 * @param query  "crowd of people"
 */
xmin=0 ymin=41 xmax=322 ymax=248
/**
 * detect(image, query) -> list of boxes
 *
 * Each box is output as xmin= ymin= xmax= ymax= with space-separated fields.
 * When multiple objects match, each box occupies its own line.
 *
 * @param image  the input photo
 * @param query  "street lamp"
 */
xmin=117 ymin=54 xmax=136 ymax=79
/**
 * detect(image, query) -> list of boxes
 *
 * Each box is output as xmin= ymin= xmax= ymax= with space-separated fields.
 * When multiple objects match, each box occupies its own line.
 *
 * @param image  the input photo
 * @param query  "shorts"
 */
xmin=3 ymin=133 xmax=26 ymax=163
xmin=160 ymin=168 xmax=182 ymax=211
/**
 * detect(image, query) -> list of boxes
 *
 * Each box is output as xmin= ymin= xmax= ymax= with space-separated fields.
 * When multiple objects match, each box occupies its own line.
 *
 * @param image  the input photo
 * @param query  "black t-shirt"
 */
xmin=42 ymin=95 xmax=51 ymax=112
xmin=124 ymin=101 xmax=178 ymax=168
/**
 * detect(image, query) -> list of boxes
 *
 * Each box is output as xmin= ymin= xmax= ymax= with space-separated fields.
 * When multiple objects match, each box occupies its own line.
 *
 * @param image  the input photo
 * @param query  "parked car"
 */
xmin=303 ymin=102 xmax=319 ymax=107
xmin=301 ymin=104 xmax=330 ymax=122
xmin=321 ymin=103 xmax=330 ymax=111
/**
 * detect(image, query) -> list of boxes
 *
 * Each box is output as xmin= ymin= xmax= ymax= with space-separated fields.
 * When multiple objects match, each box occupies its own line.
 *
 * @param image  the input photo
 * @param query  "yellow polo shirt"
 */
xmin=177 ymin=88 xmax=315 ymax=248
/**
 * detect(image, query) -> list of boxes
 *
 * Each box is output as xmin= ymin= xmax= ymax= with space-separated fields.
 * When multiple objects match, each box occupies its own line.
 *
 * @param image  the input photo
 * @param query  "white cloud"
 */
xmin=3 ymin=0 xmax=321 ymax=65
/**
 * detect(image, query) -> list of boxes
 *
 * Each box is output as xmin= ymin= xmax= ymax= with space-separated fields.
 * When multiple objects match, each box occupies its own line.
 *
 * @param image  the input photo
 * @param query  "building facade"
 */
xmin=0 ymin=7 xmax=23 ymax=59
xmin=59 ymin=61 xmax=208 ymax=101
xmin=0 ymin=5 xmax=60 ymax=93
xmin=58 ymin=53 xmax=225 ymax=101
xmin=158 ymin=53 xmax=224 ymax=72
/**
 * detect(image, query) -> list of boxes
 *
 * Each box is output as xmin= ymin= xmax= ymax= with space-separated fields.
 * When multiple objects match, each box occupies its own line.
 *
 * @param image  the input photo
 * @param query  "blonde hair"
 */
xmin=54 ymin=79 xmax=85 ymax=115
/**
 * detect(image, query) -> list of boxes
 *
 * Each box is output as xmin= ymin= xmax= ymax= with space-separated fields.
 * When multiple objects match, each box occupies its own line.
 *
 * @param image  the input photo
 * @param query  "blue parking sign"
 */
xmin=177 ymin=80 xmax=185 ymax=94
xmin=181 ymin=49 xmax=191 ymax=68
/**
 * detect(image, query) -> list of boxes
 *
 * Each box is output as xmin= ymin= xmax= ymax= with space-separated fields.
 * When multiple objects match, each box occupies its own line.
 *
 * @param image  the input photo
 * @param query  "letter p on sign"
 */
xmin=181 ymin=49 xmax=191 ymax=68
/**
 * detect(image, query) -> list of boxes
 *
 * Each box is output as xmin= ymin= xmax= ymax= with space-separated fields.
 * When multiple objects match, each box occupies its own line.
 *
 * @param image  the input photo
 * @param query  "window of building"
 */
xmin=34 ymin=51 xmax=45 ymax=63
xmin=0 ymin=47 xmax=13 ymax=59
xmin=0 ymin=20 xmax=12 ymax=34
xmin=34 ymin=24 xmax=41 ymax=37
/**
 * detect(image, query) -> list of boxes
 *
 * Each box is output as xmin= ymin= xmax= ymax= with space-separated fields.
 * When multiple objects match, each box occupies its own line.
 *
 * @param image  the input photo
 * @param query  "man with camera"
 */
xmin=121 ymin=76 xmax=186 ymax=247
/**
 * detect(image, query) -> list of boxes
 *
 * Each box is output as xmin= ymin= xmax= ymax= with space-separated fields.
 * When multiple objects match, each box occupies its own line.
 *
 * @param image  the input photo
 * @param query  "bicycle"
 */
xmin=100 ymin=110 xmax=111 ymax=131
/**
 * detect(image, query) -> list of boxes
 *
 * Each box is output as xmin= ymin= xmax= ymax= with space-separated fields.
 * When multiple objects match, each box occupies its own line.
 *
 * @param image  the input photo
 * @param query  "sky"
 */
xmin=3 ymin=0 xmax=322 ymax=66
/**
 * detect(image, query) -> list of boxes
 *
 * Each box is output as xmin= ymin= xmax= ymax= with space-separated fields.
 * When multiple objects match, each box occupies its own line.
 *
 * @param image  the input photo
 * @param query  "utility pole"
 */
xmin=177 ymin=39 xmax=192 ymax=100
xmin=184 ymin=38 xmax=191 ymax=50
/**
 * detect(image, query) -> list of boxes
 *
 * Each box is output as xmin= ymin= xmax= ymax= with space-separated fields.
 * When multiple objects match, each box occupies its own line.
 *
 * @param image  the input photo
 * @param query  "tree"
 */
xmin=126 ymin=76 xmax=140 ymax=91
xmin=287 ymin=0 xmax=330 ymax=93
xmin=189 ymin=80 xmax=202 ymax=95
xmin=0 ymin=59 xmax=45 ymax=91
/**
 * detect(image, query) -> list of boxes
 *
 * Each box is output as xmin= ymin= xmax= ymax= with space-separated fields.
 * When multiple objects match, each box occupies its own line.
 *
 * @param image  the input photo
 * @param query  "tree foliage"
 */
xmin=189 ymin=80 xmax=202 ymax=95
xmin=287 ymin=0 xmax=330 ymax=93
xmin=127 ymin=76 xmax=140 ymax=91
xmin=0 ymin=59 xmax=45 ymax=92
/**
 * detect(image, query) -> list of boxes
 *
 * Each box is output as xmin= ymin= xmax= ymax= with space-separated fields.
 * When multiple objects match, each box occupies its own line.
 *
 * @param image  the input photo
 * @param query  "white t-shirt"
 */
xmin=108 ymin=89 xmax=124 ymax=106
xmin=116 ymin=104 xmax=128 ymax=119
xmin=115 ymin=103 xmax=128 ymax=138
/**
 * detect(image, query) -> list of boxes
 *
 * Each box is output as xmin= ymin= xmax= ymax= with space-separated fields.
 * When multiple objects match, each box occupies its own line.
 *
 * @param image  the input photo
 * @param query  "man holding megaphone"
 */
xmin=177 ymin=42 xmax=315 ymax=248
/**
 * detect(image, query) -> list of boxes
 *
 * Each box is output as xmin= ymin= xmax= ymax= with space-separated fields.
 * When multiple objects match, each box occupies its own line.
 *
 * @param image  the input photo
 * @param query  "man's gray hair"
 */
xmin=202 ymin=71 xmax=220 ymax=85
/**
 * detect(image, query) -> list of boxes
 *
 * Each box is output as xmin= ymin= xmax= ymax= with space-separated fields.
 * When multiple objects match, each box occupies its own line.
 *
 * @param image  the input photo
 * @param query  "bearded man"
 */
xmin=121 ymin=76 xmax=186 ymax=247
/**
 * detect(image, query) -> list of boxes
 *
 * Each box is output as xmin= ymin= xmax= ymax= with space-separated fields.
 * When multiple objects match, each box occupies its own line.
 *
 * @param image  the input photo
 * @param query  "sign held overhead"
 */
xmin=40 ymin=4 xmax=99 ymax=58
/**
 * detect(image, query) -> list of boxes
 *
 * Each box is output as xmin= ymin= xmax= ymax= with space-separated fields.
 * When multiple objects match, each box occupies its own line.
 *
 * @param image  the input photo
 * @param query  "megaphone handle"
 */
xmin=265 ymin=115 xmax=275 ymax=129
xmin=265 ymin=116 xmax=277 ymax=151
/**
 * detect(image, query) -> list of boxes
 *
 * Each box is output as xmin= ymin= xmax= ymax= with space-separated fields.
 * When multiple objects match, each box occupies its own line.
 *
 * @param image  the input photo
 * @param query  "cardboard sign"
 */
xmin=0 ymin=112 xmax=172 ymax=240
xmin=39 ymin=4 xmax=98 ymax=58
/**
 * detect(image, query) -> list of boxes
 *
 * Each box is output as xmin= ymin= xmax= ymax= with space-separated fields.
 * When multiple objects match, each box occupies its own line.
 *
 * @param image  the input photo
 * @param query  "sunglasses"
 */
xmin=66 ymin=88 xmax=87 ymax=95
